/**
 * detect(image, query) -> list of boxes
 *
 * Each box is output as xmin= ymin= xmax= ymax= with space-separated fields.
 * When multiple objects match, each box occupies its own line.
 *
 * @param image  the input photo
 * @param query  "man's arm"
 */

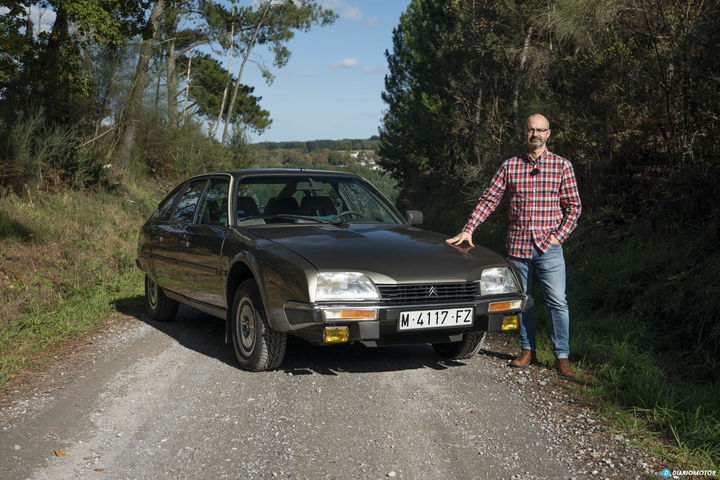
xmin=446 ymin=163 xmax=508 ymax=246
xmin=554 ymin=161 xmax=582 ymax=243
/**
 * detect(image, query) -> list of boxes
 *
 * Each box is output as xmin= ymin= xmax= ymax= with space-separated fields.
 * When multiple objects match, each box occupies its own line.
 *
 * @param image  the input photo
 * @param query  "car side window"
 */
xmin=195 ymin=178 xmax=230 ymax=226
xmin=154 ymin=187 xmax=183 ymax=221
xmin=170 ymin=180 xmax=208 ymax=225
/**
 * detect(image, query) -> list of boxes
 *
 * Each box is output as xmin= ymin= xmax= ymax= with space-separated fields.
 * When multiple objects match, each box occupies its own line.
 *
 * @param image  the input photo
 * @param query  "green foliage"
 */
xmin=380 ymin=0 xmax=530 ymax=211
xmin=0 ymin=0 xmax=337 ymax=177
xmin=135 ymin=113 xmax=233 ymax=180
xmin=382 ymin=0 xmax=720 ymax=467
xmin=0 ymin=109 xmax=78 ymax=192
xmin=252 ymin=137 xmax=381 ymax=152
xmin=0 ymin=186 xmax=151 ymax=387
xmin=0 ymin=0 xmax=148 ymax=127
xmin=181 ymin=53 xmax=271 ymax=133
xmin=563 ymin=217 xmax=720 ymax=469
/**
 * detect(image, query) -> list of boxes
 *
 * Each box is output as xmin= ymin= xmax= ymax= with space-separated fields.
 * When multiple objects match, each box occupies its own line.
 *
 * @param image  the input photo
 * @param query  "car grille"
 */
xmin=377 ymin=282 xmax=479 ymax=304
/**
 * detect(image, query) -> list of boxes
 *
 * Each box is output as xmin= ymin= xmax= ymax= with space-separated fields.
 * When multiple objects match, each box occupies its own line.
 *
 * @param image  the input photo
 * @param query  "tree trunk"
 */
xmin=114 ymin=0 xmax=166 ymax=170
xmin=221 ymin=2 xmax=271 ymax=144
xmin=513 ymin=25 xmax=533 ymax=128
xmin=211 ymin=24 xmax=235 ymax=138
xmin=181 ymin=53 xmax=192 ymax=125
xmin=167 ymin=38 xmax=177 ymax=126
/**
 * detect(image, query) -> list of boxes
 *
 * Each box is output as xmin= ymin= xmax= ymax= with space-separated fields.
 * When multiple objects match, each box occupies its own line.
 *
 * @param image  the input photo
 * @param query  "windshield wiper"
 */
xmin=241 ymin=214 xmax=349 ymax=226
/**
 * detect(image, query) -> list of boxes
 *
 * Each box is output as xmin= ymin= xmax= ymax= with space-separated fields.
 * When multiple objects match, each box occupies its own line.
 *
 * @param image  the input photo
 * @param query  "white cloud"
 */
xmin=366 ymin=17 xmax=380 ymax=26
xmin=317 ymin=0 xmax=363 ymax=21
xmin=330 ymin=57 xmax=359 ymax=68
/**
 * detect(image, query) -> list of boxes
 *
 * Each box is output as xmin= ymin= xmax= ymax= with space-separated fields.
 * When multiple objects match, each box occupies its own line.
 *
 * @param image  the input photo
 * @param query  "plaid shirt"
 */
xmin=463 ymin=150 xmax=582 ymax=259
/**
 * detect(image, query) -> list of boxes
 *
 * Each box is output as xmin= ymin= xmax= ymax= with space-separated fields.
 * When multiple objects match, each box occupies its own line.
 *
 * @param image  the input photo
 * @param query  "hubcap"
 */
xmin=236 ymin=300 xmax=256 ymax=356
xmin=147 ymin=277 xmax=159 ymax=308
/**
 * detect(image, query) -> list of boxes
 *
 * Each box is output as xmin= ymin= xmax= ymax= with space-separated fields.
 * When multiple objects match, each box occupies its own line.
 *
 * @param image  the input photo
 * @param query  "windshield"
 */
xmin=234 ymin=175 xmax=403 ymax=226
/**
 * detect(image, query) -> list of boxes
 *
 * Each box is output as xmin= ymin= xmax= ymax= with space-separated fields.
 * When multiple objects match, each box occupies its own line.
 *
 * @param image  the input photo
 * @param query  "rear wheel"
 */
xmin=432 ymin=332 xmax=486 ymax=360
xmin=144 ymin=275 xmax=178 ymax=321
xmin=231 ymin=280 xmax=287 ymax=371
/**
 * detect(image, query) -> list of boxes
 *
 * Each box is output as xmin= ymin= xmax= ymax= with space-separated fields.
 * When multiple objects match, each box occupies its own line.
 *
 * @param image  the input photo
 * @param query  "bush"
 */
xmin=0 ymin=109 xmax=79 ymax=192
xmin=136 ymin=113 xmax=234 ymax=180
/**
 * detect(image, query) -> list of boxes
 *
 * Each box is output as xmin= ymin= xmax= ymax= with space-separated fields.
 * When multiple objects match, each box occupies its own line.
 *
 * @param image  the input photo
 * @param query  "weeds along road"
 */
xmin=0 ymin=306 xmax=660 ymax=480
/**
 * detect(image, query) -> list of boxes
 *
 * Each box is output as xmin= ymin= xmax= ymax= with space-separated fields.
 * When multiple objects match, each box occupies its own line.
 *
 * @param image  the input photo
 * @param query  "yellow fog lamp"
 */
xmin=321 ymin=308 xmax=377 ymax=321
xmin=501 ymin=315 xmax=519 ymax=331
xmin=488 ymin=300 xmax=523 ymax=313
xmin=323 ymin=326 xmax=350 ymax=344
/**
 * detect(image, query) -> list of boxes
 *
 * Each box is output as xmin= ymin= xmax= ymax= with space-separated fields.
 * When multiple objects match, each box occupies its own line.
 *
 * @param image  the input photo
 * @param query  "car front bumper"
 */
xmin=282 ymin=293 xmax=533 ymax=345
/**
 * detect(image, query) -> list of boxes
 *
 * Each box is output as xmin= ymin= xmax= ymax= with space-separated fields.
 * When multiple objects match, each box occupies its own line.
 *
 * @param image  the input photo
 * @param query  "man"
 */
xmin=446 ymin=114 xmax=582 ymax=376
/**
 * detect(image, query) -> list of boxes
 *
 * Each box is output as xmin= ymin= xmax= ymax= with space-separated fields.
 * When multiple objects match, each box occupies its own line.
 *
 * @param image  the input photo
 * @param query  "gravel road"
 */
xmin=1 ymin=306 xmax=664 ymax=480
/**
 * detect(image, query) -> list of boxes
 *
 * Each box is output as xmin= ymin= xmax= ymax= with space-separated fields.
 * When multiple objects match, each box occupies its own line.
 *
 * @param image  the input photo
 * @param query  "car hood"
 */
xmin=250 ymin=224 xmax=508 ymax=284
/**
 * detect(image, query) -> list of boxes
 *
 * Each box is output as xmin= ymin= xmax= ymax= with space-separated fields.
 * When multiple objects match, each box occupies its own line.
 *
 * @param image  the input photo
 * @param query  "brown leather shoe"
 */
xmin=554 ymin=358 xmax=575 ymax=376
xmin=509 ymin=349 xmax=536 ymax=368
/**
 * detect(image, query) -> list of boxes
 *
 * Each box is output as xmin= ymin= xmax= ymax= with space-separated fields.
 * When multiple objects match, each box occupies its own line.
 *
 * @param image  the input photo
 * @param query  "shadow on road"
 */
xmin=115 ymin=296 xmax=508 ymax=375
xmin=115 ymin=296 xmax=237 ymax=367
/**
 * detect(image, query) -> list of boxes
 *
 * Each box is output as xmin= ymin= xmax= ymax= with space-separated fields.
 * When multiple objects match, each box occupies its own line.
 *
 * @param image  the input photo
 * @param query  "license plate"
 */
xmin=398 ymin=307 xmax=474 ymax=331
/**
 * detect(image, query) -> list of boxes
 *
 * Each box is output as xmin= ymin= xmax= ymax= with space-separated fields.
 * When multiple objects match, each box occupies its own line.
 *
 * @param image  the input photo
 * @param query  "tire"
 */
xmin=144 ymin=274 xmax=178 ymax=321
xmin=231 ymin=280 xmax=287 ymax=371
xmin=432 ymin=332 xmax=486 ymax=360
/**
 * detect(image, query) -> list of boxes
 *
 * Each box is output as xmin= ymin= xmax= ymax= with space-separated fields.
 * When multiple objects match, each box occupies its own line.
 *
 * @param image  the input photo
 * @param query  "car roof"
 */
xmin=198 ymin=168 xmax=362 ymax=179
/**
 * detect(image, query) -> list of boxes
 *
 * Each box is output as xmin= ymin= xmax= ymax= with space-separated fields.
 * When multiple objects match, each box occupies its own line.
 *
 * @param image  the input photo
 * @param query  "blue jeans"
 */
xmin=509 ymin=244 xmax=570 ymax=359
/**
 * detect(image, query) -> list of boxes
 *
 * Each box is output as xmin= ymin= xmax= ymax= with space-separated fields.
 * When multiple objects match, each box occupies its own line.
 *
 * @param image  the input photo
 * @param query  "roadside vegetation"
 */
xmin=379 ymin=0 xmax=719 ymax=472
xmin=0 ymin=179 xmax=153 ymax=385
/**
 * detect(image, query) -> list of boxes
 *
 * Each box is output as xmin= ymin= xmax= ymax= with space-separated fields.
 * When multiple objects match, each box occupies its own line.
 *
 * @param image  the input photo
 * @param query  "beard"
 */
xmin=527 ymin=137 xmax=546 ymax=148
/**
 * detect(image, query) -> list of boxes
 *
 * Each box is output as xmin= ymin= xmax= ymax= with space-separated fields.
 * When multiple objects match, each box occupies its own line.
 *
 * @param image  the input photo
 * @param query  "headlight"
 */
xmin=316 ymin=272 xmax=380 ymax=301
xmin=480 ymin=267 xmax=519 ymax=295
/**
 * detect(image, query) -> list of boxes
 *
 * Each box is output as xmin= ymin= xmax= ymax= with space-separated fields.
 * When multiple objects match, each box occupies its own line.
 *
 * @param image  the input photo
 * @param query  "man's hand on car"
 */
xmin=446 ymin=231 xmax=474 ymax=247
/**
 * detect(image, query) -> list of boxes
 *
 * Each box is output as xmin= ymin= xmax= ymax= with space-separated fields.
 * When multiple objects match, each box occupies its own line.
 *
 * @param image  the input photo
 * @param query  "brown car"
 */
xmin=136 ymin=169 xmax=532 ymax=371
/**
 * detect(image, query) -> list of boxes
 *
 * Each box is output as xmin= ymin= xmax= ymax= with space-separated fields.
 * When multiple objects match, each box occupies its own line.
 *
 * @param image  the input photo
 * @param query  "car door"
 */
xmin=154 ymin=178 xmax=209 ymax=295
xmin=180 ymin=176 xmax=231 ymax=308
xmin=141 ymin=184 xmax=184 ymax=281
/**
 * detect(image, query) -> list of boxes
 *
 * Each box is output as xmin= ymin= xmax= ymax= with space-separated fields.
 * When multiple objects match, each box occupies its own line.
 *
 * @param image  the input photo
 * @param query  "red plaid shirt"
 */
xmin=463 ymin=150 xmax=582 ymax=259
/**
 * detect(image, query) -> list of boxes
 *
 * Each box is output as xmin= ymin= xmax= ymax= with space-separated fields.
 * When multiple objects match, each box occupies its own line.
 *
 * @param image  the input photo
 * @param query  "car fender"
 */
xmin=223 ymin=236 xmax=317 ymax=334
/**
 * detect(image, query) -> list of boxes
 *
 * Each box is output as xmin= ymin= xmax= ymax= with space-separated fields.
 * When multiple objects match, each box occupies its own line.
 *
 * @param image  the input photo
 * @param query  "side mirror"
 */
xmin=405 ymin=210 xmax=423 ymax=225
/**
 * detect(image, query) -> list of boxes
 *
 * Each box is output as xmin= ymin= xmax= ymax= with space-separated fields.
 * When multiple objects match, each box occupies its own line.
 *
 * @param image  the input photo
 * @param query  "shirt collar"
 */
xmin=524 ymin=149 xmax=549 ymax=164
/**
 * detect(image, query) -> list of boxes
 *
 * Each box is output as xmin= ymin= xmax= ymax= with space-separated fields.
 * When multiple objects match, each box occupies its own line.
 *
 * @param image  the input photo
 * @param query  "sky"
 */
xmin=243 ymin=0 xmax=411 ymax=142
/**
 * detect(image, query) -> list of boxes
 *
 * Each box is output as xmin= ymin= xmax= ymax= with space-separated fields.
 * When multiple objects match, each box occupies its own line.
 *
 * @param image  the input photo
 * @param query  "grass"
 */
xmin=0 ymin=179 xmax=157 ymax=387
xmin=0 ymin=271 xmax=142 ymax=385
xmin=554 ymin=218 xmax=719 ymax=472
xmin=435 ymin=208 xmax=720 ymax=472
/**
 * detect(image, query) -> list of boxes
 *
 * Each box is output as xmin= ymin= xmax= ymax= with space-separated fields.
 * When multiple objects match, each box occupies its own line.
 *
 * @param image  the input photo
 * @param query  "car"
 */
xmin=136 ymin=169 xmax=532 ymax=371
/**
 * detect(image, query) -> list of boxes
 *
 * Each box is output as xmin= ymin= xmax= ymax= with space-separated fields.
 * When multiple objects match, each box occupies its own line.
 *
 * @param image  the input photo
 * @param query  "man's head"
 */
xmin=524 ymin=114 xmax=551 ymax=151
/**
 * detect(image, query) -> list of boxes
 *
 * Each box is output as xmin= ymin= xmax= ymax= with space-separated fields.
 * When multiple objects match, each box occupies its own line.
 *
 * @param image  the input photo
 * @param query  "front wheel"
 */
xmin=432 ymin=332 xmax=486 ymax=360
xmin=144 ymin=275 xmax=178 ymax=321
xmin=231 ymin=280 xmax=287 ymax=371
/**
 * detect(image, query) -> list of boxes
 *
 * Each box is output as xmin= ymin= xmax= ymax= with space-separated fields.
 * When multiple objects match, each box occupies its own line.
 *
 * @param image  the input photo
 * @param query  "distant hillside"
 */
xmin=252 ymin=136 xmax=380 ymax=152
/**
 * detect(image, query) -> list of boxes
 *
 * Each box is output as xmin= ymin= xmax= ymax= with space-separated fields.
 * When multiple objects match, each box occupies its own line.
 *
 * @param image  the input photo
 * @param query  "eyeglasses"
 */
xmin=526 ymin=128 xmax=549 ymax=134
